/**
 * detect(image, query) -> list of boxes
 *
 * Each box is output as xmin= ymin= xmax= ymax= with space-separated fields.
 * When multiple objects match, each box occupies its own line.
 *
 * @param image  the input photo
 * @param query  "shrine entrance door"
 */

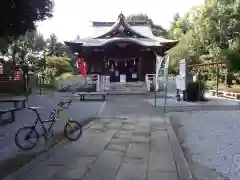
xmin=107 ymin=58 xmax=138 ymax=82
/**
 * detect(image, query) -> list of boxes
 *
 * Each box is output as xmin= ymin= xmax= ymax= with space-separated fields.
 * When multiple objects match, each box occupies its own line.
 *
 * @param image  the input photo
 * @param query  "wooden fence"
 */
xmin=0 ymin=73 xmax=25 ymax=95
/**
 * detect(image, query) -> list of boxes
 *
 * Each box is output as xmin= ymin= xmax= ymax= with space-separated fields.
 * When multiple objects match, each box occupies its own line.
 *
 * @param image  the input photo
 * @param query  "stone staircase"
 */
xmin=106 ymin=81 xmax=149 ymax=95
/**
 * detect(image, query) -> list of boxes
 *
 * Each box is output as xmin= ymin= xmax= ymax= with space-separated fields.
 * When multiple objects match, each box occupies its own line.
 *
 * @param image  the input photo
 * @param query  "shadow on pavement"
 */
xmin=0 ymin=93 xmax=104 ymax=179
xmin=0 ymin=116 xmax=96 ymax=179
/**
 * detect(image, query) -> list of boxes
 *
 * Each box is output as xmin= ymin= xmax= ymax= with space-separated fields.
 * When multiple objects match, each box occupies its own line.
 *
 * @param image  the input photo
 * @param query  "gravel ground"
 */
xmin=170 ymin=111 xmax=240 ymax=180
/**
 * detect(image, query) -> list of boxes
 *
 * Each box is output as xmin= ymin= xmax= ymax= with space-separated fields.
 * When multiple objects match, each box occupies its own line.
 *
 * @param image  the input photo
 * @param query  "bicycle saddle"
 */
xmin=28 ymin=106 xmax=41 ymax=110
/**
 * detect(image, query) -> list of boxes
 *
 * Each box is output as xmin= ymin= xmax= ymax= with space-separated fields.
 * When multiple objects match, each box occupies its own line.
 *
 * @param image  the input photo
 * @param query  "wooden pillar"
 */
xmin=138 ymin=57 xmax=142 ymax=81
xmin=225 ymin=64 xmax=228 ymax=88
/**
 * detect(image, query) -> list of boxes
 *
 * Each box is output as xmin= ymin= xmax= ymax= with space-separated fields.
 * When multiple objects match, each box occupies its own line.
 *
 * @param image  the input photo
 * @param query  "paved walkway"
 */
xmin=0 ymin=93 xmax=104 ymax=179
xmin=4 ymin=116 xmax=179 ymax=180
xmin=3 ymin=95 xmax=191 ymax=180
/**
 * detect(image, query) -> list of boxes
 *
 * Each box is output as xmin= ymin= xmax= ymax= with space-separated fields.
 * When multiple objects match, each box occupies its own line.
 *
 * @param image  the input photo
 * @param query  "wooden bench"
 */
xmin=0 ymin=108 xmax=19 ymax=124
xmin=0 ymin=97 xmax=27 ymax=109
xmin=77 ymin=92 xmax=107 ymax=101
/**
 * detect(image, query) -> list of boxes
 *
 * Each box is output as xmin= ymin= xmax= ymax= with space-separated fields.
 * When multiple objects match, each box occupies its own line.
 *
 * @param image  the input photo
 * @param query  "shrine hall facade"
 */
xmin=65 ymin=14 xmax=178 ymax=82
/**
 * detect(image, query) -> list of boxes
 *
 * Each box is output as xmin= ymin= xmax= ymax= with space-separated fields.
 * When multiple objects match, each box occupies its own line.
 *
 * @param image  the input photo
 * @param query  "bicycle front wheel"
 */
xmin=15 ymin=126 xmax=39 ymax=150
xmin=64 ymin=120 xmax=82 ymax=141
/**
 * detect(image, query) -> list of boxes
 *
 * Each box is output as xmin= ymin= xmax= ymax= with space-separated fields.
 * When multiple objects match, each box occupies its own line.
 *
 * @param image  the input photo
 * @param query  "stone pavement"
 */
xmin=0 ymin=93 xmax=104 ymax=179
xmin=4 ymin=115 xmax=185 ymax=180
xmin=2 ymin=94 xmax=193 ymax=180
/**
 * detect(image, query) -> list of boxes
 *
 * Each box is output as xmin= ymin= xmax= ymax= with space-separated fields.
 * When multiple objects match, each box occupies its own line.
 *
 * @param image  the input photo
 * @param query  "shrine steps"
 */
xmin=106 ymin=82 xmax=149 ymax=95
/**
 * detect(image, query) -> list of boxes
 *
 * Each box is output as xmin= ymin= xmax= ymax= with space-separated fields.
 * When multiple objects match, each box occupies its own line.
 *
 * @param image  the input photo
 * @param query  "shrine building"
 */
xmin=65 ymin=13 xmax=178 ymax=82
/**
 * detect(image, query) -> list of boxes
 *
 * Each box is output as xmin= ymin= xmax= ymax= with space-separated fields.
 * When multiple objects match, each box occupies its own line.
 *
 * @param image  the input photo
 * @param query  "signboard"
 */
xmin=100 ymin=75 xmax=110 ymax=90
xmin=163 ymin=56 xmax=170 ymax=88
xmin=178 ymin=59 xmax=187 ymax=90
xmin=179 ymin=59 xmax=186 ymax=76
xmin=155 ymin=54 xmax=164 ymax=78
xmin=120 ymin=74 xmax=126 ymax=83
xmin=176 ymin=75 xmax=186 ymax=90
xmin=155 ymin=54 xmax=164 ymax=91
xmin=132 ymin=73 xmax=137 ymax=78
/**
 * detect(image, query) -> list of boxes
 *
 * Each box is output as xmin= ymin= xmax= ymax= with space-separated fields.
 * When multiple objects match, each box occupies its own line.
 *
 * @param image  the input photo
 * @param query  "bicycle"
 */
xmin=15 ymin=100 xmax=83 ymax=150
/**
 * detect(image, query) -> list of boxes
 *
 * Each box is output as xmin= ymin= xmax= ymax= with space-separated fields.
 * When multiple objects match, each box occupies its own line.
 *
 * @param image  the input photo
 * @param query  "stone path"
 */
xmin=2 ymin=94 xmax=193 ymax=180
xmin=4 ymin=116 xmax=180 ymax=180
xmin=0 ymin=93 xmax=104 ymax=179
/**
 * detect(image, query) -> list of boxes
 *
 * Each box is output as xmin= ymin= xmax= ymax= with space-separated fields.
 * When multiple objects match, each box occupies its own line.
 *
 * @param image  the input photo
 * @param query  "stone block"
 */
xmin=106 ymin=122 xmax=122 ymax=129
xmin=90 ymin=150 xmax=124 ymax=171
xmin=151 ymin=131 xmax=168 ymax=139
xmin=115 ymin=158 xmax=147 ymax=180
xmin=151 ymin=138 xmax=172 ymax=152
xmin=17 ymin=165 xmax=59 ymax=180
xmin=149 ymin=152 xmax=176 ymax=172
xmin=111 ymin=138 xmax=131 ymax=146
xmin=114 ymin=131 xmax=132 ymax=139
xmin=148 ymin=171 xmax=179 ymax=180
xmin=121 ymin=124 xmax=136 ymax=131
xmin=82 ymin=169 xmax=117 ymax=180
xmin=131 ymin=136 xmax=150 ymax=143
xmin=52 ymin=157 xmax=95 ymax=179
xmin=106 ymin=144 xmax=127 ymax=152
xmin=125 ymin=143 xmax=149 ymax=159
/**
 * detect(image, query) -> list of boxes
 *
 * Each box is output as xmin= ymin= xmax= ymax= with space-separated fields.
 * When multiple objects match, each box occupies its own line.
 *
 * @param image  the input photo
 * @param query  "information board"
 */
xmin=100 ymin=76 xmax=110 ymax=90
xmin=176 ymin=74 xmax=186 ymax=91
xmin=120 ymin=74 xmax=126 ymax=83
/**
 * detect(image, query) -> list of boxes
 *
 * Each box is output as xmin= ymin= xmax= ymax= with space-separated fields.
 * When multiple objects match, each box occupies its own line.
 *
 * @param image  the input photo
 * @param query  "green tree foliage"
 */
xmin=168 ymin=0 xmax=240 ymax=71
xmin=46 ymin=33 xmax=69 ymax=56
xmin=45 ymin=56 xmax=71 ymax=76
xmin=1 ymin=30 xmax=71 ymax=76
xmin=0 ymin=0 xmax=54 ymax=39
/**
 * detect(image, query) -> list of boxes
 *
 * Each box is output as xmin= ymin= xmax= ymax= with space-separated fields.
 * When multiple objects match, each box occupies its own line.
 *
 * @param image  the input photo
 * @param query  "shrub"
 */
xmin=231 ymin=84 xmax=240 ymax=88
xmin=55 ymin=72 xmax=74 ymax=81
xmin=205 ymin=81 xmax=217 ymax=90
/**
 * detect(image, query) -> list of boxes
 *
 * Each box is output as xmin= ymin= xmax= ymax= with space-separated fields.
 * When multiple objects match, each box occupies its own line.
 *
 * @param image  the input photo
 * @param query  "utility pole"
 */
xmin=216 ymin=61 xmax=219 ymax=97
xmin=216 ymin=20 xmax=222 ymax=97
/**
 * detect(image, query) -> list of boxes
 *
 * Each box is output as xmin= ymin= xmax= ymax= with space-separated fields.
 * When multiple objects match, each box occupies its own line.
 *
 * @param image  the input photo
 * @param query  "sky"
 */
xmin=37 ymin=0 xmax=204 ymax=41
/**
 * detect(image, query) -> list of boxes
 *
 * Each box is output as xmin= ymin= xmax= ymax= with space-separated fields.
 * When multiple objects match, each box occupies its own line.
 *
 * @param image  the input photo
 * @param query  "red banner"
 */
xmin=0 ymin=64 xmax=3 ymax=74
xmin=77 ymin=58 xmax=87 ymax=76
xmin=14 ymin=71 xmax=22 ymax=80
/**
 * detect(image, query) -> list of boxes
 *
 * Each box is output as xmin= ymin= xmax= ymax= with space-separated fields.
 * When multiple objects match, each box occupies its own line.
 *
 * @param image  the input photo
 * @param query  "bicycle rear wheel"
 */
xmin=64 ymin=120 xmax=82 ymax=141
xmin=15 ymin=126 xmax=39 ymax=150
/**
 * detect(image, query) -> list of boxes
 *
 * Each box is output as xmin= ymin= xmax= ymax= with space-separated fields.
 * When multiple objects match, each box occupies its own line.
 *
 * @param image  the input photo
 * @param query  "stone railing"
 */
xmin=55 ymin=74 xmax=100 ymax=92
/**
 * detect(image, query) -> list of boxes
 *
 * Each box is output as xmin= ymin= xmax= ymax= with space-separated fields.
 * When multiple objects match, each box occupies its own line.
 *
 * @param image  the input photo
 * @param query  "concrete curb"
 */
xmin=3 ymin=120 xmax=96 ymax=180
xmin=165 ymin=115 xmax=193 ymax=180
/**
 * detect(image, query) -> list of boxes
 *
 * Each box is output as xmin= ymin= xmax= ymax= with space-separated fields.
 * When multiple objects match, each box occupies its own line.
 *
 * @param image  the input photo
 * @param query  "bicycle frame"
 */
xmin=57 ymin=103 xmax=73 ymax=128
xmin=31 ymin=110 xmax=56 ymax=138
xmin=28 ymin=100 xmax=73 ymax=138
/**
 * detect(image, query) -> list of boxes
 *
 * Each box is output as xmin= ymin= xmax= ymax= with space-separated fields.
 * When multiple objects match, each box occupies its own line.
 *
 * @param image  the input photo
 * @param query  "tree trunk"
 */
xmin=11 ymin=49 xmax=17 ymax=80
